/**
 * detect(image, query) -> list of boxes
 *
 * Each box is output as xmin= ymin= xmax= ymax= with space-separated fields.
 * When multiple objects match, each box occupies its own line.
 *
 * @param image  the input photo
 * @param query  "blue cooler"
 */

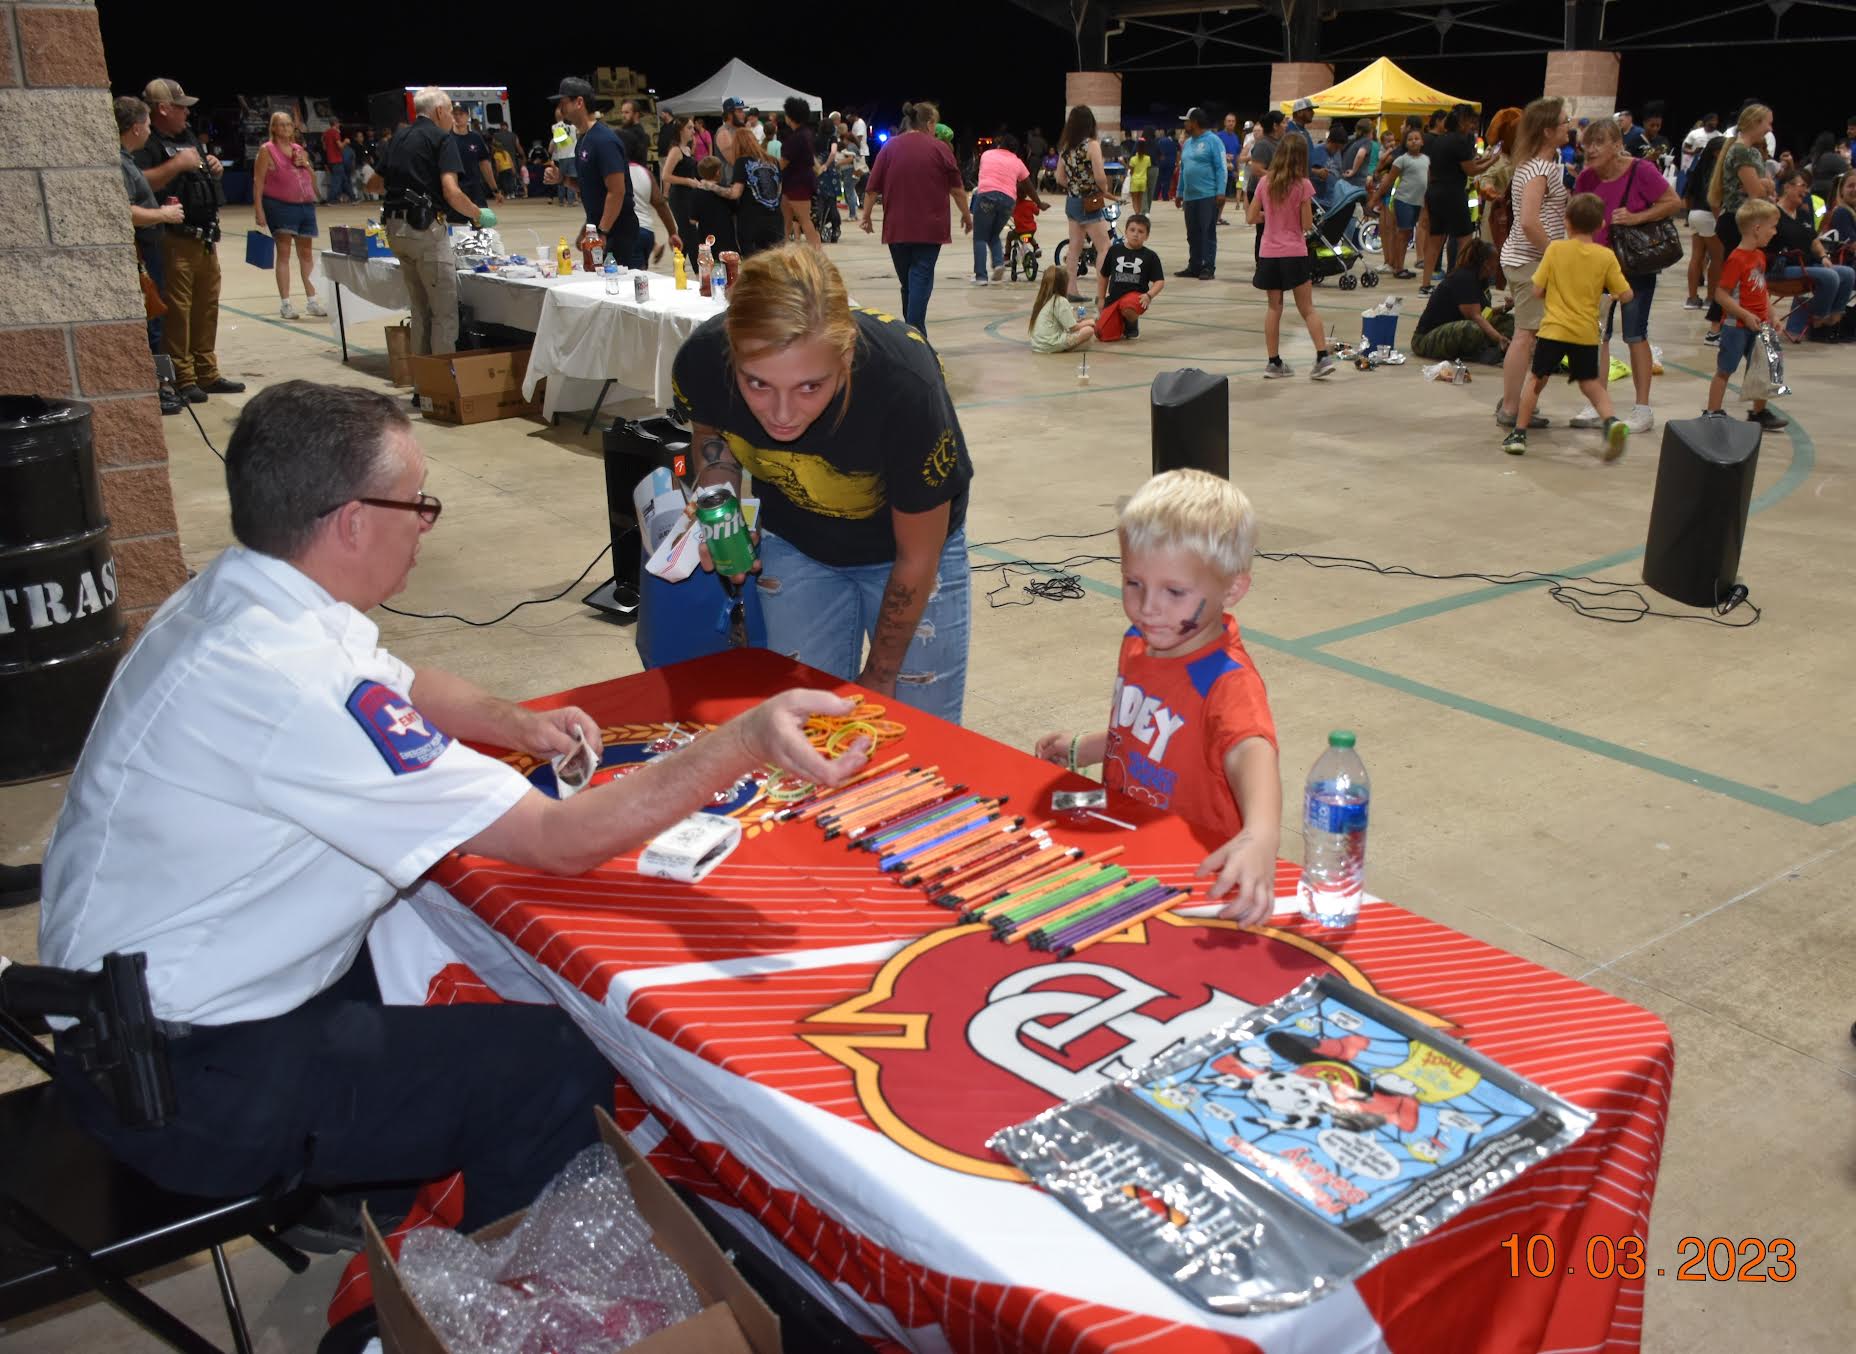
xmin=1361 ymin=312 xmax=1399 ymax=352
xmin=636 ymin=569 xmax=767 ymax=669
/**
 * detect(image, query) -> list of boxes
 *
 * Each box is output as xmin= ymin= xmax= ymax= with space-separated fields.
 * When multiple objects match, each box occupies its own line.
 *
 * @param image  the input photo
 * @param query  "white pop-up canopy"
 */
xmin=655 ymin=58 xmax=822 ymax=117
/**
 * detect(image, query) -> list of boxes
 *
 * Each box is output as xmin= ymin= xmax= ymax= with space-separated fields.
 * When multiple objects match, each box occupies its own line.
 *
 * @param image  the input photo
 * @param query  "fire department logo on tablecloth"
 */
xmin=500 ymin=722 xmax=775 ymax=819
xmin=802 ymin=915 xmax=1448 ymax=1180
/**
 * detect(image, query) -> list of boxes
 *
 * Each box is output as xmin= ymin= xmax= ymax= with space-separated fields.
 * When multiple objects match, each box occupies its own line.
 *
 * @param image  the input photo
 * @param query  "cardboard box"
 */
xmin=409 ymin=348 xmax=543 ymax=425
xmin=385 ymin=323 xmax=414 ymax=386
xmin=366 ymin=1109 xmax=780 ymax=1354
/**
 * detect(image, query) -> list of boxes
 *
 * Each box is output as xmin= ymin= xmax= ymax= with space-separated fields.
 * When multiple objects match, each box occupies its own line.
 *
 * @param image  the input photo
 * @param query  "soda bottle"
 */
xmin=1297 ymin=730 xmax=1370 ymax=929
xmin=698 ymin=237 xmax=714 ymax=297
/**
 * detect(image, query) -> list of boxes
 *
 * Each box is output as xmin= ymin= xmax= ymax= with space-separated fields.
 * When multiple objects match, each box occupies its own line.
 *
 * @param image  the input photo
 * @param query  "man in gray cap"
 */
xmin=135 ymin=79 xmax=244 ymax=403
xmin=715 ymin=96 xmax=750 ymax=181
xmin=1286 ymin=96 xmax=1317 ymax=150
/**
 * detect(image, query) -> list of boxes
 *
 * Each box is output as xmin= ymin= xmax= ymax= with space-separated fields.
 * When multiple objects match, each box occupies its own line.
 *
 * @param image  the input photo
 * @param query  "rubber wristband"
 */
xmin=1067 ymin=733 xmax=1082 ymax=773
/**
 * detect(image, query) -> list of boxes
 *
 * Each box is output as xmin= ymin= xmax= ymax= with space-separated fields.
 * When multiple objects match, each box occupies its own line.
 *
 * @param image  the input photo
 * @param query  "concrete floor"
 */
xmin=2 ymin=194 xmax=1851 ymax=1352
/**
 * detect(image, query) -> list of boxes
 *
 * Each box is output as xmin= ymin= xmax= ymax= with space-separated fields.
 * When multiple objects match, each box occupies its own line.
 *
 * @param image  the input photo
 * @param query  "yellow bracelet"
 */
xmin=1067 ymin=733 xmax=1082 ymax=773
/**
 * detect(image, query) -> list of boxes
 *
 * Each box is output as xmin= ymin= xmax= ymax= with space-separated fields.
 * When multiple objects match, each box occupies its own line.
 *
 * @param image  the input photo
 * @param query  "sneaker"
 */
xmin=1683 ymin=296 xmax=1704 ymax=310
xmin=1177 ymin=267 xmax=1201 ymax=279
xmin=1264 ymin=357 xmax=1293 ymax=379
xmin=1310 ymin=353 xmax=1337 ymax=380
xmin=1808 ymin=325 xmax=1844 ymax=343
xmin=1701 ymin=408 xmax=1728 ymax=419
xmin=279 ymin=298 xmax=298 ymax=320
xmin=200 ymin=377 xmax=246 ymax=394
xmin=970 ymin=276 xmax=990 ymax=286
xmin=1122 ymin=318 xmax=1139 ymax=340
xmin=1417 ymin=283 xmax=1433 ymax=295
xmin=990 ymin=265 xmax=1006 ymax=282
xmin=1501 ymin=428 xmax=1528 ymax=455
xmin=305 ymin=296 xmax=328 ymax=317
xmin=1624 ymin=403 xmax=1654 ymax=434
xmin=1702 ymin=330 xmax=1721 ymax=347
xmin=179 ymin=383 xmax=207 ymax=404
xmin=1568 ymin=403 xmax=1603 ymax=429
xmin=1393 ymin=268 xmax=1416 ymax=280
xmin=1601 ymin=416 xmax=1629 ymax=461
xmin=1199 ymin=269 xmax=1215 ymax=280
xmin=1748 ymin=407 xmax=1789 ymax=430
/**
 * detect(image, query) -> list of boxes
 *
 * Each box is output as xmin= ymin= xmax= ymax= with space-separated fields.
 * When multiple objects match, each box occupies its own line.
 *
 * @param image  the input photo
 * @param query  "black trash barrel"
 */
xmin=1641 ymin=415 xmax=1762 ymax=608
xmin=0 ymin=397 xmax=126 ymax=782
xmin=1151 ymin=369 xmax=1229 ymax=479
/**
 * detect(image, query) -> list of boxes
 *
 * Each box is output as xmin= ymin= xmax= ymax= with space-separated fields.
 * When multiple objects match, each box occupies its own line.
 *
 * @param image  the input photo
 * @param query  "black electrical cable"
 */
xmin=182 ymin=400 xmax=226 ymax=462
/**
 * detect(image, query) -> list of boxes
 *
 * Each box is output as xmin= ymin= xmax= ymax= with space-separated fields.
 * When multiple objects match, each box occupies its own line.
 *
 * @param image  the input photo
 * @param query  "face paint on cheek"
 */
xmin=1185 ymin=598 xmax=1206 ymax=629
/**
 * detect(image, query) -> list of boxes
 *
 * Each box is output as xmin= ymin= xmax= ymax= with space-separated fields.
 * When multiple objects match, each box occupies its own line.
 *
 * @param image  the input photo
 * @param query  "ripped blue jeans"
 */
xmin=755 ymin=528 xmax=970 ymax=726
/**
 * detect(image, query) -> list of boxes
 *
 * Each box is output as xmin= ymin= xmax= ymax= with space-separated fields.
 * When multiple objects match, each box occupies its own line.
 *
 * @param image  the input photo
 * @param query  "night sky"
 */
xmin=96 ymin=4 xmax=1854 ymax=158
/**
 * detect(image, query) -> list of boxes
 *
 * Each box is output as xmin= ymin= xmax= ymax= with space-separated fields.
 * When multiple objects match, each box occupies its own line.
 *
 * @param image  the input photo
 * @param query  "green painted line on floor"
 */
xmin=1292 ymin=397 xmax=1816 ymax=650
xmin=220 ymin=304 xmax=383 ymax=356
xmin=967 ymin=540 xmax=1851 ymax=824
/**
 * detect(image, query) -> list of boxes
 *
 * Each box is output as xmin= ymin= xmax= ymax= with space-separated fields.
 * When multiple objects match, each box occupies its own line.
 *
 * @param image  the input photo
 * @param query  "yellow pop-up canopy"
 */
xmin=1279 ymin=57 xmax=1480 ymax=121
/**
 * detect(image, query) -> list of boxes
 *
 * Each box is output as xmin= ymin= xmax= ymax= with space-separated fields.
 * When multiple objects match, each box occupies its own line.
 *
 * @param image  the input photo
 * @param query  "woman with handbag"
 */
xmin=1056 ymin=104 xmax=1111 ymax=295
xmin=1575 ymin=116 xmax=1682 ymax=434
xmin=252 ymin=110 xmax=326 ymax=320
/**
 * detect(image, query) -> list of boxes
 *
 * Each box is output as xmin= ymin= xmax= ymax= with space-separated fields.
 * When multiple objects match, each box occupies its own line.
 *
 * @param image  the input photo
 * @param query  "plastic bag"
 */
xmin=398 ymin=1142 xmax=703 ymax=1353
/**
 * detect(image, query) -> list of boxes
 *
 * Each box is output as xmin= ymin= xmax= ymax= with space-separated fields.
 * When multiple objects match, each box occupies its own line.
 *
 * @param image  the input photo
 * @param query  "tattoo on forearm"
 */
xmin=700 ymin=436 xmax=729 ymax=467
xmin=865 ymin=580 xmax=920 ymax=682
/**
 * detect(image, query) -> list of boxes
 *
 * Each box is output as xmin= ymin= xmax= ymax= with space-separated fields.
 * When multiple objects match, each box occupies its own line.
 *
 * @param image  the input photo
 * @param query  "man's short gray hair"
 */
xmin=225 ymin=382 xmax=409 ymax=560
xmin=412 ymin=86 xmax=450 ymax=118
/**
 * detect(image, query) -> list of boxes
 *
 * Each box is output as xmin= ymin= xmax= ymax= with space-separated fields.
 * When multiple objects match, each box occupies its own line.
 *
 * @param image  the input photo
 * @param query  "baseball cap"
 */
xmin=1292 ymin=97 xmax=1315 ymax=113
xmin=547 ymin=77 xmax=610 ymax=110
xmin=143 ymin=78 xmax=198 ymax=108
xmin=722 ymin=97 xmax=745 ymax=114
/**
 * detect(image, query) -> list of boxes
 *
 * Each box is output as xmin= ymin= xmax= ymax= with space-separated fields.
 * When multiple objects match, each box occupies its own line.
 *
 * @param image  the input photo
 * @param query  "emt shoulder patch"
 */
xmin=346 ymin=681 xmax=450 ymax=773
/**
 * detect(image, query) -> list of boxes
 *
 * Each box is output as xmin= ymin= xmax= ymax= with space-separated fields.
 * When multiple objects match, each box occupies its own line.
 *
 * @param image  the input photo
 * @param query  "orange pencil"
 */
xmin=999 ymin=868 xmax=1140 ymax=942
xmin=883 ymin=802 xmax=1010 ymax=861
xmin=958 ymin=852 xmax=1096 ymax=917
xmin=778 ymin=753 xmax=910 ymax=818
xmin=829 ymin=781 xmax=962 ymax=838
xmin=965 ymin=846 xmax=1126 ymax=917
xmin=913 ymin=833 xmax=1040 ymax=893
xmin=947 ymin=845 xmax=1072 ymax=908
xmin=917 ymin=823 xmax=1039 ymax=880
xmin=814 ymin=769 xmax=943 ymax=826
xmin=804 ymin=761 xmax=934 ymax=816
xmin=1060 ymin=891 xmax=1187 ymax=956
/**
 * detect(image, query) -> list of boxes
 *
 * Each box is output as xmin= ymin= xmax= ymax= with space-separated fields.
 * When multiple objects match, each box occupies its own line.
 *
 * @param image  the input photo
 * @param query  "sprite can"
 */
xmin=693 ymin=485 xmax=756 ymax=576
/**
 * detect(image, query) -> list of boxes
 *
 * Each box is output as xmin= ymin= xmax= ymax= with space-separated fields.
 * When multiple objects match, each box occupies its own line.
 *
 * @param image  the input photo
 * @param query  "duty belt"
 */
xmin=169 ymin=222 xmax=221 ymax=244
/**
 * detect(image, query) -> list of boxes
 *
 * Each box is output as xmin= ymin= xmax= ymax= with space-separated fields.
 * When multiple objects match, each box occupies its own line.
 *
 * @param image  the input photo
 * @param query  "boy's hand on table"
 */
xmin=1034 ymin=731 xmax=1073 ymax=765
xmin=1197 ymin=830 xmax=1276 ymax=924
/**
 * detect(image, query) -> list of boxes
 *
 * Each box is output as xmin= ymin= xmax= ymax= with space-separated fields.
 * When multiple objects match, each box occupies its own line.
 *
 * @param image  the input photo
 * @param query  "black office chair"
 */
xmin=0 ymin=975 xmax=315 ymax=1353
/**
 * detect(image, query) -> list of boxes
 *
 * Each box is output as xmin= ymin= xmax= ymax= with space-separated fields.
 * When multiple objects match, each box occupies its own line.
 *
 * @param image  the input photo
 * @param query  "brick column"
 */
xmin=1544 ymin=50 xmax=1620 ymax=127
xmin=0 ymin=0 xmax=185 ymax=644
xmin=1270 ymin=61 xmax=1334 ymax=135
xmin=1066 ymin=71 xmax=1122 ymax=141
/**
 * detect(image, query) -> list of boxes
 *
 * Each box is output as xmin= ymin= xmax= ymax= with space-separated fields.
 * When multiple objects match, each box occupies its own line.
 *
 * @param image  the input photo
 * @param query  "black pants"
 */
xmin=1706 ymin=213 xmax=1742 ymax=324
xmin=54 ymin=952 xmax=613 ymax=1230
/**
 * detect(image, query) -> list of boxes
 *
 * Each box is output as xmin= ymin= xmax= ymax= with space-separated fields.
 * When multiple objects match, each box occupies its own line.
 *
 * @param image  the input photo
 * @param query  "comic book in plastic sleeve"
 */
xmin=989 ymin=974 xmax=1595 ymax=1314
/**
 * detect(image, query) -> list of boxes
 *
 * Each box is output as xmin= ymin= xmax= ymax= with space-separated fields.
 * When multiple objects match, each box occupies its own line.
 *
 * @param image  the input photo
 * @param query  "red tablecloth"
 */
xmin=418 ymin=650 xmax=1673 ymax=1354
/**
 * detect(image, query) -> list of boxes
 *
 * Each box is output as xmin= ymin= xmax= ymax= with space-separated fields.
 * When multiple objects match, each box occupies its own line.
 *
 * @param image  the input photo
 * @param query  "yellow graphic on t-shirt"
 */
xmin=923 ymin=430 xmax=958 ymax=488
xmin=726 ymin=432 xmax=885 ymax=519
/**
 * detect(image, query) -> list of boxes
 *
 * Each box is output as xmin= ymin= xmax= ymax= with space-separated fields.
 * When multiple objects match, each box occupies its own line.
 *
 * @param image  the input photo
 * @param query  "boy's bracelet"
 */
xmin=1067 ymin=733 xmax=1082 ymax=774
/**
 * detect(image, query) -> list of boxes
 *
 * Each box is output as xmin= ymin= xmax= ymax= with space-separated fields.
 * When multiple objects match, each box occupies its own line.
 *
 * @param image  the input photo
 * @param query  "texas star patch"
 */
xmin=346 ymin=680 xmax=450 ymax=773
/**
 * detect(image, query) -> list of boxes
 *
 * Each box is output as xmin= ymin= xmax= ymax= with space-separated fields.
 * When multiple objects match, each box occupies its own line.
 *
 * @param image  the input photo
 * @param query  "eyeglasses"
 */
xmin=318 ymin=492 xmax=443 ymax=525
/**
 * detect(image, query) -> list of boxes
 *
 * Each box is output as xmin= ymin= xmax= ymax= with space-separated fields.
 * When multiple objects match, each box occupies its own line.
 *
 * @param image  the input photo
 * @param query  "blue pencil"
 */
xmin=878 ymin=813 xmax=1000 ymax=871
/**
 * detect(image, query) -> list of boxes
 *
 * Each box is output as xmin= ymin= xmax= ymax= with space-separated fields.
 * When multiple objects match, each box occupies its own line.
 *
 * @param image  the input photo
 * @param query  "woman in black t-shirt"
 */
xmin=1410 ymin=237 xmax=1514 ymax=361
xmin=672 ymin=245 xmax=974 ymax=723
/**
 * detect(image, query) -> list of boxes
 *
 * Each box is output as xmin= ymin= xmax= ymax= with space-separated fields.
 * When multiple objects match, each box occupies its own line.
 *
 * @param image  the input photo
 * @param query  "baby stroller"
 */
xmin=1053 ymin=199 xmax=1121 ymax=281
xmin=813 ymin=165 xmax=843 ymax=243
xmin=1308 ymin=185 xmax=1379 ymax=291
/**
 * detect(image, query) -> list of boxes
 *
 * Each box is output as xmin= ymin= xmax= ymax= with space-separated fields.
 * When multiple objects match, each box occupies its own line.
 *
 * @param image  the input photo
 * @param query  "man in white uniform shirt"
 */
xmin=40 ymin=381 xmax=866 ymax=1228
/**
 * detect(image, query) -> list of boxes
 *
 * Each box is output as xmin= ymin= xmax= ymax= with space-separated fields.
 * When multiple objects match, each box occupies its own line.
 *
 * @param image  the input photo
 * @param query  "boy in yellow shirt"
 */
xmin=1502 ymin=193 xmax=1633 ymax=460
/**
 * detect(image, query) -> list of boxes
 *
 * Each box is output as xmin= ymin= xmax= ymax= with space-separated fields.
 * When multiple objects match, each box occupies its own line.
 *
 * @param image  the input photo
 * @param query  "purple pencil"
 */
xmin=1042 ymin=885 xmax=1180 ymax=952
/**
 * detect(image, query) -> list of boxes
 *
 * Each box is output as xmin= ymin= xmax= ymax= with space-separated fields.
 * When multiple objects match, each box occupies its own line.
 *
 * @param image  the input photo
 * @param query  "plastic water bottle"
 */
xmin=1297 ymin=730 xmax=1370 ymax=928
xmin=603 ymin=258 xmax=620 ymax=294
xmin=712 ymin=265 xmax=727 ymax=305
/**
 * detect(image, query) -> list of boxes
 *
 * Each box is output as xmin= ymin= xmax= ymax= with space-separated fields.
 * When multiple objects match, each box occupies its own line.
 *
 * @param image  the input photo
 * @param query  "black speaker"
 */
xmin=1151 ymin=369 xmax=1229 ymax=478
xmin=588 ymin=416 xmax=689 ymax=621
xmin=1641 ymin=415 xmax=1762 ymax=608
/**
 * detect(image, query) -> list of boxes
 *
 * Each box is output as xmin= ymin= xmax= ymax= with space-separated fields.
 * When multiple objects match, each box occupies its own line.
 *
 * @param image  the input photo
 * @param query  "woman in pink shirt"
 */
xmin=253 ymin=110 xmax=325 ymax=319
xmin=1245 ymin=134 xmax=1334 ymax=379
xmin=970 ymin=133 xmax=1030 ymax=284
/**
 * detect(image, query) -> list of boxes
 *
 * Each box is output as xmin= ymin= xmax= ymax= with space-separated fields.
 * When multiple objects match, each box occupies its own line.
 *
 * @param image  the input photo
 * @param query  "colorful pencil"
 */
xmin=1031 ymin=881 xmax=1172 ymax=947
xmin=871 ymin=799 xmax=998 ymax=855
xmin=851 ymin=789 xmax=981 ymax=845
xmin=901 ymin=813 xmax=1023 ymax=872
xmin=830 ymin=784 xmax=969 ymax=842
xmin=879 ymin=812 xmax=1003 ymax=870
xmin=974 ymin=863 xmax=1127 ymax=926
xmin=966 ymin=846 xmax=1126 ymax=915
xmin=857 ymin=793 xmax=992 ymax=849
xmin=999 ymin=870 xmax=1148 ymax=939
xmin=928 ymin=838 xmax=1052 ymax=901
xmin=1056 ymin=889 xmax=1188 ymax=956
xmin=908 ymin=827 xmax=1036 ymax=888
xmin=776 ymin=754 xmax=911 ymax=819
xmin=817 ymin=772 xmax=946 ymax=830
xmin=918 ymin=838 xmax=1044 ymax=898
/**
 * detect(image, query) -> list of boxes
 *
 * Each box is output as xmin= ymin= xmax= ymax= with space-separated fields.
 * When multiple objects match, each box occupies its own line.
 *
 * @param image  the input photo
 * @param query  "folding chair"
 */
xmin=0 ymin=1002 xmax=314 ymax=1352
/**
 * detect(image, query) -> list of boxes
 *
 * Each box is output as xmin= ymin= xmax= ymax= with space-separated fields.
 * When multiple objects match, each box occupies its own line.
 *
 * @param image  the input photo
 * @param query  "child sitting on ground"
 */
xmin=1706 ymin=199 xmax=1786 ymax=430
xmin=1034 ymin=469 xmax=1281 ymax=922
xmin=1094 ymin=212 xmax=1167 ymax=341
xmin=1028 ymin=265 xmax=1094 ymax=352
xmin=1502 ymin=192 xmax=1632 ymax=459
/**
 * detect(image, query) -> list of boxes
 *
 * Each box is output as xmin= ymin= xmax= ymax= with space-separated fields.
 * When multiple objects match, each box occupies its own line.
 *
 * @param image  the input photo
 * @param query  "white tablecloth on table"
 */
xmin=320 ymin=251 xmax=719 ymax=416
xmin=518 ymin=276 xmax=723 ymax=419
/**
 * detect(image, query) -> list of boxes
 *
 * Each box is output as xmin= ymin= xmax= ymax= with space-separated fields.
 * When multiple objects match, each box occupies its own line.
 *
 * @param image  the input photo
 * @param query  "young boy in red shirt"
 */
xmin=1035 ymin=469 xmax=1280 ymax=923
xmin=1705 ymin=198 xmax=1786 ymax=430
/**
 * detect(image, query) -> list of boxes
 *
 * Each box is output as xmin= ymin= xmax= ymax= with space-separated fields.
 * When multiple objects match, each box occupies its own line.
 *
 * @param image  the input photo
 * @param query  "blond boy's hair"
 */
xmin=1735 ymin=198 xmax=1779 ymax=233
xmin=1119 ymin=469 xmax=1257 ymax=578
